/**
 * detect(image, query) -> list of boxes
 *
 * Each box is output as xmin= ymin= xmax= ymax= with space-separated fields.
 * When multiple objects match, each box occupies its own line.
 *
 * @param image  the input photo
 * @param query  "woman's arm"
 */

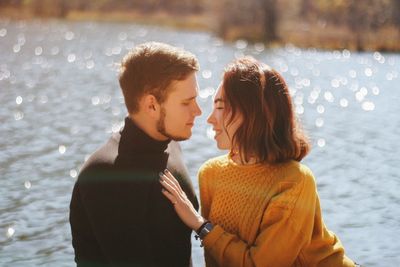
xmin=160 ymin=168 xmax=318 ymax=267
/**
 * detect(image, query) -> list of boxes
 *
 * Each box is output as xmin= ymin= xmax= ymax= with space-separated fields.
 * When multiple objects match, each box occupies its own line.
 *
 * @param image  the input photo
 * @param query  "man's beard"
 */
xmin=156 ymin=106 xmax=189 ymax=141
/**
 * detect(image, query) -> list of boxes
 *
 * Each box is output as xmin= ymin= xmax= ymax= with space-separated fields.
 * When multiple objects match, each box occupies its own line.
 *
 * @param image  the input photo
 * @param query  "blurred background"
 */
xmin=1 ymin=0 xmax=400 ymax=51
xmin=0 ymin=1 xmax=399 ymax=266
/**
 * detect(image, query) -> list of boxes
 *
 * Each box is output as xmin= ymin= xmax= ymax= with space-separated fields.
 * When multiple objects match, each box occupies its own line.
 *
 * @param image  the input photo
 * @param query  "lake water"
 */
xmin=0 ymin=19 xmax=399 ymax=266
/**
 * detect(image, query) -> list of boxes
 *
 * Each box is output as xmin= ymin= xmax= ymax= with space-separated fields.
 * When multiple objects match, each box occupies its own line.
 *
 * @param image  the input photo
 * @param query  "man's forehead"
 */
xmin=168 ymin=82 xmax=198 ymax=100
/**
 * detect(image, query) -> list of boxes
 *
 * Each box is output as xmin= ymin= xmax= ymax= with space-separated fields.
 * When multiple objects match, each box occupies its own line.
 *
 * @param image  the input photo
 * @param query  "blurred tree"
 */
xmin=0 ymin=0 xmax=23 ymax=6
xmin=299 ymin=0 xmax=314 ymax=19
xmin=260 ymin=0 xmax=278 ymax=42
xmin=27 ymin=0 xmax=68 ymax=17
xmin=213 ymin=0 xmax=278 ymax=43
xmin=393 ymin=0 xmax=400 ymax=31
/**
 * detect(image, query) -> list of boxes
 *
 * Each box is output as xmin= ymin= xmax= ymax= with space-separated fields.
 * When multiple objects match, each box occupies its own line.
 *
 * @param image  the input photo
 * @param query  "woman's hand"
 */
xmin=159 ymin=169 xmax=205 ymax=231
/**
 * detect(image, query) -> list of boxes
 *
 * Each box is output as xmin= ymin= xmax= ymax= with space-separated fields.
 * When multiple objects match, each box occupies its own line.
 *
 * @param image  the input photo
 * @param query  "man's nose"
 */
xmin=193 ymin=101 xmax=202 ymax=116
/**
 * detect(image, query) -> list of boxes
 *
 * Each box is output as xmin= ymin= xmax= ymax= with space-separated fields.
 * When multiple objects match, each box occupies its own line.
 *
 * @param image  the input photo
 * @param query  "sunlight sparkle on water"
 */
xmin=324 ymin=91 xmax=334 ymax=103
xmin=317 ymin=138 xmax=326 ymax=147
xmin=312 ymin=69 xmax=320 ymax=77
xmin=13 ymin=44 xmax=21 ymax=53
xmin=0 ymin=28 xmax=7 ymax=37
xmin=360 ymin=87 xmax=368 ymax=96
xmin=86 ymin=60 xmax=95 ymax=69
xmin=254 ymin=43 xmax=265 ymax=52
xmin=315 ymin=118 xmax=324 ymax=128
xmin=59 ymin=145 xmax=66 ymax=154
xmin=349 ymin=70 xmax=357 ymax=78
xmin=51 ymin=46 xmax=60 ymax=55
xmin=386 ymin=73 xmax=394 ymax=80
xmin=295 ymin=105 xmax=304 ymax=115
xmin=206 ymin=127 xmax=215 ymax=140
xmin=355 ymin=91 xmax=365 ymax=102
xmin=118 ymin=32 xmax=127 ymax=41
xmin=373 ymin=52 xmax=385 ymax=64
xmin=39 ymin=95 xmax=48 ymax=104
xmin=14 ymin=111 xmax=24 ymax=120
xmin=372 ymin=86 xmax=380 ymax=95
xmin=65 ymin=31 xmax=75 ymax=40
xmin=202 ymin=70 xmax=212 ymax=79
xmin=364 ymin=68 xmax=373 ymax=77
xmin=235 ymin=40 xmax=247 ymax=49
xmin=17 ymin=33 xmax=25 ymax=45
xmin=35 ymin=46 xmax=43 ymax=56
xmin=6 ymin=227 xmax=15 ymax=238
xmin=331 ymin=79 xmax=340 ymax=88
xmin=70 ymin=169 xmax=78 ymax=178
xmin=317 ymin=105 xmax=325 ymax=114
xmin=199 ymin=87 xmax=215 ymax=99
xmin=340 ymin=98 xmax=349 ymax=107
xmin=362 ymin=101 xmax=375 ymax=111
xmin=112 ymin=46 xmax=122 ymax=55
xmin=24 ymin=181 xmax=31 ymax=189
xmin=207 ymin=54 xmax=218 ymax=63
xmin=68 ymin=54 xmax=76 ymax=63
xmin=16 ymin=96 xmax=23 ymax=105
xmin=112 ymin=107 xmax=121 ymax=116
xmin=91 ymin=96 xmax=100 ymax=106
xmin=342 ymin=49 xmax=351 ymax=58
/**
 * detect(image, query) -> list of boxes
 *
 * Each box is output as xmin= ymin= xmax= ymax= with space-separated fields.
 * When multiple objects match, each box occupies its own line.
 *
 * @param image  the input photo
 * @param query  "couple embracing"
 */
xmin=69 ymin=42 xmax=358 ymax=267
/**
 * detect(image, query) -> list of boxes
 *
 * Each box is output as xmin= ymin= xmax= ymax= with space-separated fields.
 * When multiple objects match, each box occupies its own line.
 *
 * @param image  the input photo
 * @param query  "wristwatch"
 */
xmin=196 ymin=221 xmax=214 ymax=240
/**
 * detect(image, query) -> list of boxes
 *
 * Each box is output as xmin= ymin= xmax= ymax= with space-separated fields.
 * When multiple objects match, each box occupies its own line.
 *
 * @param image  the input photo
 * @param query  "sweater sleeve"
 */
xmin=202 ymin=168 xmax=318 ymax=267
xmin=198 ymin=161 xmax=214 ymax=219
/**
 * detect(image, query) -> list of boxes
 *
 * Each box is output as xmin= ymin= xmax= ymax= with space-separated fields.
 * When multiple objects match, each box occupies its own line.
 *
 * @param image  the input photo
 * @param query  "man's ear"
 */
xmin=141 ymin=94 xmax=160 ymax=117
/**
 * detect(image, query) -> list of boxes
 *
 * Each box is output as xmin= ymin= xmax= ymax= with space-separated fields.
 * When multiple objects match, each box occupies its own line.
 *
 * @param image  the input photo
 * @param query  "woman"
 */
xmin=159 ymin=57 xmax=358 ymax=267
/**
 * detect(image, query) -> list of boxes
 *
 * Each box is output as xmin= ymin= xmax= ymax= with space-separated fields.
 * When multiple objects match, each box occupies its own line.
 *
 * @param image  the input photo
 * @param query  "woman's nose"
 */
xmin=207 ymin=112 xmax=215 ymax=125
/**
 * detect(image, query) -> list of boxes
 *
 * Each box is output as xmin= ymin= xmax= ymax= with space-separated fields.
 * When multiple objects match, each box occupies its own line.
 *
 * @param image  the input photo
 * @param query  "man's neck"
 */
xmin=128 ymin=114 xmax=168 ymax=142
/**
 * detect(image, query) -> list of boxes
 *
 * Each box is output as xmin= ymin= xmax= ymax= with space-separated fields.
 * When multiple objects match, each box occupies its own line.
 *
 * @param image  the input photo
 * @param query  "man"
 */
xmin=69 ymin=42 xmax=202 ymax=267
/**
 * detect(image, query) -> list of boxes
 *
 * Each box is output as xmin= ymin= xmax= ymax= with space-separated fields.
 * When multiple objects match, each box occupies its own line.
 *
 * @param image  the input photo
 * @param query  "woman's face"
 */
xmin=207 ymin=84 xmax=242 ymax=150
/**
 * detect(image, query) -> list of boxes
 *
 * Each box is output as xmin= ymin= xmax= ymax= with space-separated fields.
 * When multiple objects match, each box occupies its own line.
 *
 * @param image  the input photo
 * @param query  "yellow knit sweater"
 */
xmin=198 ymin=154 xmax=355 ymax=267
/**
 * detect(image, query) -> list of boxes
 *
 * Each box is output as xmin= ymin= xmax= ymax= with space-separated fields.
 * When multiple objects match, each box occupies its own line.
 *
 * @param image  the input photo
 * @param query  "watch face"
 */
xmin=199 ymin=222 xmax=214 ymax=240
xmin=204 ymin=223 xmax=213 ymax=232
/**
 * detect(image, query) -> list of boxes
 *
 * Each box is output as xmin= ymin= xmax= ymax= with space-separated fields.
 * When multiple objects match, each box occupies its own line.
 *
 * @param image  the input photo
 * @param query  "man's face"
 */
xmin=157 ymin=72 xmax=202 ymax=141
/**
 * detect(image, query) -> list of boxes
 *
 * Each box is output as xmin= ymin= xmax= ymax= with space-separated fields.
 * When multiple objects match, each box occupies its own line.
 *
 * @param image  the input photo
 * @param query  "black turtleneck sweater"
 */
xmin=69 ymin=117 xmax=199 ymax=267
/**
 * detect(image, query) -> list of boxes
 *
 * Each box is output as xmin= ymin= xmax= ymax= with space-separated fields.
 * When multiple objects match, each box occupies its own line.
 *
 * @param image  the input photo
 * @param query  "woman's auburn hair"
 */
xmin=223 ymin=57 xmax=310 ymax=164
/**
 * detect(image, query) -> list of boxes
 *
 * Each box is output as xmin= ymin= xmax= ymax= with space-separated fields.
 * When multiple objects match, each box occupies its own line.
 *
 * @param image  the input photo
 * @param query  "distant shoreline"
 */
xmin=1 ymin=7 xmax=399 ymax=53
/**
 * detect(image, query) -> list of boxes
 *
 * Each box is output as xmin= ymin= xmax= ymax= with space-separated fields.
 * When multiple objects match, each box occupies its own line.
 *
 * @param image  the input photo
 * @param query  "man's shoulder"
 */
xmin=78 ymin=134 xmax=120 ymax=179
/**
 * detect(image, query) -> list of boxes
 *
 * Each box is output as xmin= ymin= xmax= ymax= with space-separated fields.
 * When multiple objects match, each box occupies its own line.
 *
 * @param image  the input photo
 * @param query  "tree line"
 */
xmin=1 ymin=0 xmax=399 ymax=51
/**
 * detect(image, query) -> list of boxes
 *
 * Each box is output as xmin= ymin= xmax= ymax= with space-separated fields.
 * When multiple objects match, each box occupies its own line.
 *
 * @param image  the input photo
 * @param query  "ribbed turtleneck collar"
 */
xmin=118 ymin=116 xmax=170 ymax=155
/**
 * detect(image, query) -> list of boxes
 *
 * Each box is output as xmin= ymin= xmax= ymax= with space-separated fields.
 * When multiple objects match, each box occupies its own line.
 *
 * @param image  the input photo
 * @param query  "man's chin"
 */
xmin=171 ymin=133 xmax=191 ymax=142
xmin=161 ymin=131 xmax=191 ymax=142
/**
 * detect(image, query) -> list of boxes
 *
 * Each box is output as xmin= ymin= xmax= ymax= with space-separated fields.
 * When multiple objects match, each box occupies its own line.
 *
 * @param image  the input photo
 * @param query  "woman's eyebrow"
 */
xmin=214 ymin=98 xmax=224 ymax=104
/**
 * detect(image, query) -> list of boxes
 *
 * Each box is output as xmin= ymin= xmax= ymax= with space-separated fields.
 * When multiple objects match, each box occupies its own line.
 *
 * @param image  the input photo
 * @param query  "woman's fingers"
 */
xmin=161 ymin=188 xmax=177 ymax=204
xmin=163 ymin=169 xmax=185 ymax=194
xmin=159 ymin=173 xmax=178 ymax=195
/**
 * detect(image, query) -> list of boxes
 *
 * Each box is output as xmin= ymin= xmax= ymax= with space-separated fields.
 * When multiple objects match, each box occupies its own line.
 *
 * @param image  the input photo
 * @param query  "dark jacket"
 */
xmin=69 ymin=117 xmax=199 ymax=267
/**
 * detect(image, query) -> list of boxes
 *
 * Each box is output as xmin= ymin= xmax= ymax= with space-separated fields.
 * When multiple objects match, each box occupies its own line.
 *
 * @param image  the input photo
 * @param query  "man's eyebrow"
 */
xmin=214 ymin=98 xmax=224 ymax=104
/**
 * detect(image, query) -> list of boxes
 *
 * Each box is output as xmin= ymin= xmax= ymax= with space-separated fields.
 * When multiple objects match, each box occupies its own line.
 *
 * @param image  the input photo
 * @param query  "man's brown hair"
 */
xmin=119 ymin=42 xmax=199 ymax=114
xmin=223 ymin=57 xmax=310 ymax=163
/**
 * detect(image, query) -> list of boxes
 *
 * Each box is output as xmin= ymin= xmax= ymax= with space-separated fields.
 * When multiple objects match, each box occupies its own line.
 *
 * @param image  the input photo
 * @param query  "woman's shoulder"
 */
xmin=198 ymin=154 xmax=229 ymax=176
xmin=278 ymin=160 xmax=316 ymax=186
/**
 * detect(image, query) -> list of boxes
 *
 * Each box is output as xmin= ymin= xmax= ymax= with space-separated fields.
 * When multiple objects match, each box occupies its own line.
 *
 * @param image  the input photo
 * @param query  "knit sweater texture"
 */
xmin=198 ymin=154 xmax=354 ymax=267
